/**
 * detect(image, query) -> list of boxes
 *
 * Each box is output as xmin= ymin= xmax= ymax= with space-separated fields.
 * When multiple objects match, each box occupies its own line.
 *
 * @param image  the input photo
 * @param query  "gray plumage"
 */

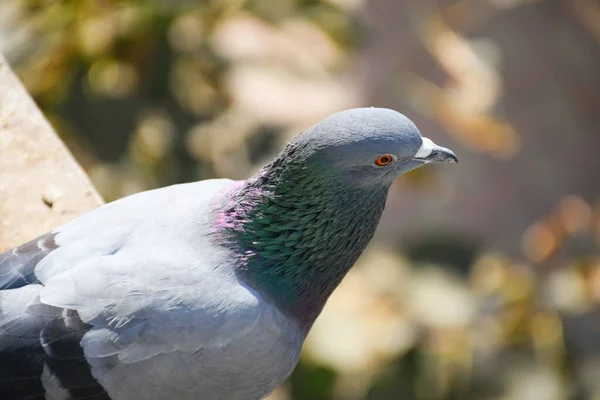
xmin=0 ymin=108 xmax=456 ymax=400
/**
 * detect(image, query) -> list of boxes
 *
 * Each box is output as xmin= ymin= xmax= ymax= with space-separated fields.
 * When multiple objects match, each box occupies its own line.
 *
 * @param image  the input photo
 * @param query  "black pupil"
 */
xmin=380 ymin=156 xmax=389 ymax=163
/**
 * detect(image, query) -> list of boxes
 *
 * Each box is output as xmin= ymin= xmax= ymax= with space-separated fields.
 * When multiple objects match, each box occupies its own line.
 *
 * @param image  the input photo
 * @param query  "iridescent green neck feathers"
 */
xmin=219 ymin=143 xmax=388 ymax=328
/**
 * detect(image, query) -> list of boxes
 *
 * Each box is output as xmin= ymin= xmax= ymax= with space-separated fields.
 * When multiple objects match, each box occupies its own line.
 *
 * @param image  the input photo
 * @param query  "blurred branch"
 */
xmin=0 ymin=52 xmax=103 ymax=251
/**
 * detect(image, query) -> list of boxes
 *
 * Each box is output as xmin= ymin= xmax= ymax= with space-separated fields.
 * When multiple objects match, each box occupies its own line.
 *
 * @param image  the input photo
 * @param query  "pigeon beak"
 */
xmin=413 ymin=137 xmax=458 ymax=164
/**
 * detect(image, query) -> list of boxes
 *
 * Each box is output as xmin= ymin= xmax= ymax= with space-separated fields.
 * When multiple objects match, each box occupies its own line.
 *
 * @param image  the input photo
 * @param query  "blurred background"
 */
xmin=1 ymin=0 xmax=600 ymax=399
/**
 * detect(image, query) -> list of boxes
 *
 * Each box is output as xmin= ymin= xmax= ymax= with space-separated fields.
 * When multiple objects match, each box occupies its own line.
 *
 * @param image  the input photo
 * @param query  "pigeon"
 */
xmin=0 ymin=107 xmax=457 ymax=400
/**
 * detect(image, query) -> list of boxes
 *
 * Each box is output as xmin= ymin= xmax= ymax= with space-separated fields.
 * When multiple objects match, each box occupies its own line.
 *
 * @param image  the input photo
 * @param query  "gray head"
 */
xmin=287 ymin=107 xmax=457 ymax=188
xmin=222 ymin=107 xmax=456 ymax=328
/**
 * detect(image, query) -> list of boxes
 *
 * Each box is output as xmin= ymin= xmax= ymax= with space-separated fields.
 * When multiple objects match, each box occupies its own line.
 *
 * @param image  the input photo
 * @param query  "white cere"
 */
xmin=414 ymin=137 xmax=435 ymax=159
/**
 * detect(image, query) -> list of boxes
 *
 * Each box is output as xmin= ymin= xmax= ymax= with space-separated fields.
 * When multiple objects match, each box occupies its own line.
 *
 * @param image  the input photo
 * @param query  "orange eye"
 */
xmin=375 ymin=154 xmax=394 ymax=166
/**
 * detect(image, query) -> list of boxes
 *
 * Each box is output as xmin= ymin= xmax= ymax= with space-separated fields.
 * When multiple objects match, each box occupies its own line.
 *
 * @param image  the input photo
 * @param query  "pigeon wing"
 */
xmin=0 ymin=179 xmax=258 ymax=399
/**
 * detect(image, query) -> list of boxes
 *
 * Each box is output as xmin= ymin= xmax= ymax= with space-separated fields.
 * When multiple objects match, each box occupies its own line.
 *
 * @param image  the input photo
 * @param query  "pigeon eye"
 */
xmin=375 ymin=154 xmax=394 ymax=166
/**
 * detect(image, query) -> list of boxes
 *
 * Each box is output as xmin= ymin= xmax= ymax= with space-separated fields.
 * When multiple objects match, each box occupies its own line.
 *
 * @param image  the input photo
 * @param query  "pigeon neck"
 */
xmin=217 ymin=157 xmax=388 ymax=330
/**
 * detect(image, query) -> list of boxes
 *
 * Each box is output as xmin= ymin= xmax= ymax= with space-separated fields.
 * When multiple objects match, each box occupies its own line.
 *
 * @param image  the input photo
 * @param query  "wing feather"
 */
xmin=0 ymin=233 xmax=58 ymax=289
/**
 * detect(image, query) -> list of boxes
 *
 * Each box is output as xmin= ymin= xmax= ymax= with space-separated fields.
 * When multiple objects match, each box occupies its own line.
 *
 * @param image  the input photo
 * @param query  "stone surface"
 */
xmin=0 ymin=53 xmax=102 ymax=251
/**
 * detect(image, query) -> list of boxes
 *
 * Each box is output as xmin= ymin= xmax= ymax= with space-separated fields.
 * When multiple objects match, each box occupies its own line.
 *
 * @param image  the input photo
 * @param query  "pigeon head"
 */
xmin=219 ymin=108 xmax=456 ymax=329
xmin=287 ymin=108 xmax=457 ymax=188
